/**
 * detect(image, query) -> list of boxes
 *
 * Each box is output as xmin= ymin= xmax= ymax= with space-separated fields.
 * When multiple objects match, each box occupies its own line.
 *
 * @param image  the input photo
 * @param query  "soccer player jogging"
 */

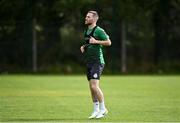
xmin=80 ymin=10 xmax=111 ymax=119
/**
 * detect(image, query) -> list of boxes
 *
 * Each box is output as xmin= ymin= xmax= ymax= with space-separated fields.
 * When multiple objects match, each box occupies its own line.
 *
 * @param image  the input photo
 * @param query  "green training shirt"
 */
xmin=82 ymin=26 xmax=109 ymax=64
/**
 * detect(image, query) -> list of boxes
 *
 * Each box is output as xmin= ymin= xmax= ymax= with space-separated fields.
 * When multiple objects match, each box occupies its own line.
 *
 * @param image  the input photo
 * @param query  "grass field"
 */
xmin=0 ymin=75 xmax=180 ymax=122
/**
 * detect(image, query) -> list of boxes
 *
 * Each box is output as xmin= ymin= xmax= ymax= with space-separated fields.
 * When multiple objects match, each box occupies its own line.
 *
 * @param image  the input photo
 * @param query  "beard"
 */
xmin=85 ymin=23 xmax=91 ymax=25
xmin=85 ymin=20 xmax=93 ymax=25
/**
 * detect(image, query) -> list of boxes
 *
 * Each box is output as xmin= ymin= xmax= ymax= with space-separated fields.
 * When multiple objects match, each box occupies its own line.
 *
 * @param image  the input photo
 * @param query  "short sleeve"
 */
xmin=96 ymin=28 xmax=109 ymax=40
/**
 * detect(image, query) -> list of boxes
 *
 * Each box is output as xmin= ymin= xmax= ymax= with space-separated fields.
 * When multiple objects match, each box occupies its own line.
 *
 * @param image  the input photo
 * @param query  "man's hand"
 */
xmin=80 ymin=45 xmax=85 ymax=53
xmin=89 ymin=37 xmax=98 ymax=44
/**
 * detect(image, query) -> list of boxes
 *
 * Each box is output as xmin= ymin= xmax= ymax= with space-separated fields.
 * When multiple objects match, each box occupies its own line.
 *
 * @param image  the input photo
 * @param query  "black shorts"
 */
xmin=86 ymin=62 xmax=105 ymax=81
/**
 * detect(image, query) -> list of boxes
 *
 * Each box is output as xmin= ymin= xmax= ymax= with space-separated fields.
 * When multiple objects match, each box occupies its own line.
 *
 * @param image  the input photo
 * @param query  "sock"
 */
xmin=93 ymin=101 xmax=99 ymax=111
xmin=99 ymin=101 xmax=106 ymax=111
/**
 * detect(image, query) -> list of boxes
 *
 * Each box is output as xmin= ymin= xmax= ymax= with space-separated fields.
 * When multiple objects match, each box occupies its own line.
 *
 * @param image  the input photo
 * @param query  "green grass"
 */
xmin=0 ymin=75 xmax=180 ymax=122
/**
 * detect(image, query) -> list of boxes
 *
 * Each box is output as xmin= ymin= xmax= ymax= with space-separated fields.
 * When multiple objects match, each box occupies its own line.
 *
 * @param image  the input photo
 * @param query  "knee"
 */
xmin=90 ymin=84 xmax=97 ymax=91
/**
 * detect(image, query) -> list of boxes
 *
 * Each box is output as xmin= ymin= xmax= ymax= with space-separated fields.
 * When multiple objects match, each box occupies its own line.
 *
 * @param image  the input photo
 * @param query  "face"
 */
xmin=85 ymin=12 xmax=95 ymax=25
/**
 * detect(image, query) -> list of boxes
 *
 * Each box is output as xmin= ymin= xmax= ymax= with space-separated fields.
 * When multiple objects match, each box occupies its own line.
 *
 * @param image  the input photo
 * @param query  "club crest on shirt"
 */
xmin=93 ymin=73 xmax=98 ymax=78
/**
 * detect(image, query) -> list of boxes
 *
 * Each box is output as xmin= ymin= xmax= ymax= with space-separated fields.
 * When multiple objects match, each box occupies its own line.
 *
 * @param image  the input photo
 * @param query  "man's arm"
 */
xmin=89 ymin=37 xmax=111 ymax=46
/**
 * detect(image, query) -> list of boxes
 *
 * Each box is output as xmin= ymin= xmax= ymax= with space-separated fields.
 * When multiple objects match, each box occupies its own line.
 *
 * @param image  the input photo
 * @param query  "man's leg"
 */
xmin=90 ymin=86 xmax=99 ymax=110
xmin=88 ymin=79 xmax=100 ymax=119
xmin=87 ymin=63 xmax=107 ymax=119
xmin=89 ymin=79 xmax=104 ymax=103
xmin=89 ymin=79 xmax=108 ymax=119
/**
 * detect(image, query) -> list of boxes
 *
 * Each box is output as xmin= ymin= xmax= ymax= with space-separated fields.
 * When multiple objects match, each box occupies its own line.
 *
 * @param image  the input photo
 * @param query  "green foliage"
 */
xmin=0 ymin=0 xmax=180 ymax=73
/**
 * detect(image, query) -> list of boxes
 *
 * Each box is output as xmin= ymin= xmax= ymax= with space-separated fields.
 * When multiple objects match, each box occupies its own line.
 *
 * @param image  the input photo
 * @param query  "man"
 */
xmin=80 ymin=10 xmax=111 ymax=119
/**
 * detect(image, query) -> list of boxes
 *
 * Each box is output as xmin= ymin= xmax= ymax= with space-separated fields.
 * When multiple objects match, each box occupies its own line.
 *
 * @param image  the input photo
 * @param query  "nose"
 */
xmin=85 ymin=16 xmax=89 ymax=20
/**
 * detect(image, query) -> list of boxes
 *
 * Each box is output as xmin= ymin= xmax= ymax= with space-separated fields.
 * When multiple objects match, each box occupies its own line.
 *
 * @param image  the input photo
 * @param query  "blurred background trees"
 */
xmin=0 ymin=0 xmax=180 ymax=74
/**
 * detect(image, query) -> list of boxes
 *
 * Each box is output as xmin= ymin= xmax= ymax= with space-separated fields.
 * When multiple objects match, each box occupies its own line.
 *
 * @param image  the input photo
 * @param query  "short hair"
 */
xmin=88 ymin=10 xmax=99 ymax=21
